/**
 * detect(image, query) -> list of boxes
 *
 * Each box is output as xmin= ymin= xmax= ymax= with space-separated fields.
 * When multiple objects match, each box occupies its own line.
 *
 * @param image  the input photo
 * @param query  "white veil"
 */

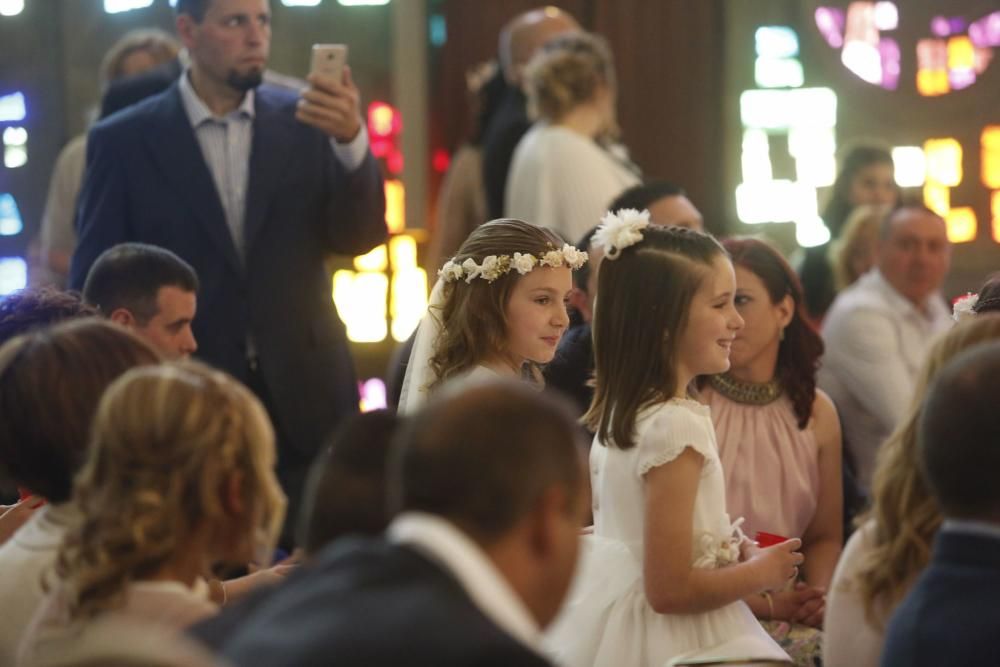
xmin=398 ymin=277 xmax=448 ymax=414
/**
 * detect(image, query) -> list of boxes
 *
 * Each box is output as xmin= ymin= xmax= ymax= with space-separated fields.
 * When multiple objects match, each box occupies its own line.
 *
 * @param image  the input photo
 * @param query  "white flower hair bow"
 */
xmin=592 ymin=208 xmax=650 ymax=259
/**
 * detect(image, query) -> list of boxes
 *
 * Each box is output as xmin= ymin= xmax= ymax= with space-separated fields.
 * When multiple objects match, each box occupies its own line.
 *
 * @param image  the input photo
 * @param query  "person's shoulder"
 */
xmin=810 ymin=388 xmax=839 ymax=433
xmin=91 ymin=86 xmax=176 ymax=137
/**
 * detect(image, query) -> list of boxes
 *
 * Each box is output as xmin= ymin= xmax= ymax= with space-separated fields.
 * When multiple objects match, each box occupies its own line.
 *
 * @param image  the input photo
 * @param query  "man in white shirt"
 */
xmin=202 ymin=381 xmax=588 ymax=666
xmin=818 ymin=204 xmax=952 ymax=492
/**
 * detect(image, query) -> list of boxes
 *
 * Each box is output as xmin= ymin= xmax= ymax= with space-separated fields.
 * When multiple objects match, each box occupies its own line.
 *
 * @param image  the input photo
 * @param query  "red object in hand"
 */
xmin=755 ymin=531 xmax=789 ymax=547
xmin=17 ymin=487 xmax=32 ymax=502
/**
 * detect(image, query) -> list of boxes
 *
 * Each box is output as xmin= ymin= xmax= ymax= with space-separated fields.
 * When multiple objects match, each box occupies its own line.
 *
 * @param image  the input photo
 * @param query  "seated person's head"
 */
xmin=830 ymin=204 xmax=887 ymax=290
xmin=0 ymin=319 xmax=161 ymax=502
xmin=0 ymin=287 xmax=98 ymax=347
xmin=297 ymin=410 xmax=401 ymax=557
xmin=83 ymin=243 xmax=199 ymax=359
xmin=607 ymin=181 xmax=704 ymax=232
xmin=877 ymin=204 xmax=951 ymax=307
xmin=919 ymin=340 xmax=1000 ymax=523
xmin=57 ymin=360 xmax=286 ymax=619
xmin=973 ymin=273 xmax=1000 ymax=315
xmin=390 ymin=380 xmax=587 ymax=628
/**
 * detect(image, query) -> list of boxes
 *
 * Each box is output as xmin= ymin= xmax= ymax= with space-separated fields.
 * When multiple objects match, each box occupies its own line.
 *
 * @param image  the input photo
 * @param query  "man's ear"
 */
xmin=567 ymin=287 xmax=591 ymax=323
xmin=527 ymin=485 xmax=570 ymax=558
xmin=175 ymin=13 xmax=198 ymax=50
xmin=108 ymin=308 xmax=137 ymax=328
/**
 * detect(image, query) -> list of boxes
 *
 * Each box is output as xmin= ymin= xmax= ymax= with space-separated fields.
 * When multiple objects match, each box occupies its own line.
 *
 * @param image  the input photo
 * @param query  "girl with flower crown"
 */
xmin=546 ymin=210 xmax=799 ymax=665
xmin=399 ymin=218 xmax=587 ymax=412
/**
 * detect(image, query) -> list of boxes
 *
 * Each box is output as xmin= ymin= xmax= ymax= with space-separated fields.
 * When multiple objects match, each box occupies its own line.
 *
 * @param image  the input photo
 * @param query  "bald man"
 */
xmin=482 ymin=7 xmax=579 ymax=219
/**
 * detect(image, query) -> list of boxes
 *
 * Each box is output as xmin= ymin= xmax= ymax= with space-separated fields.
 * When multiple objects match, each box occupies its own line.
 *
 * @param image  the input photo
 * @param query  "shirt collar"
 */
xmin=942 ymin=518 xmax=1000 ymax=541
xmin=12 ymin=502 xmax=80 ymax=551
xmin=866 ymin=269 xmax=949 ymax=323
xmin=388 ymin=512 xmax=543 ymax=653
xmin=178 ymin=68 xmax=255 ymax=128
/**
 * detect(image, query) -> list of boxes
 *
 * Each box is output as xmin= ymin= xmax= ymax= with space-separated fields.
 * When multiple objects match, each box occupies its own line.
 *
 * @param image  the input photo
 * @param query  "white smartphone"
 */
xmin=310 ymin=44 xmax=348 ymax=82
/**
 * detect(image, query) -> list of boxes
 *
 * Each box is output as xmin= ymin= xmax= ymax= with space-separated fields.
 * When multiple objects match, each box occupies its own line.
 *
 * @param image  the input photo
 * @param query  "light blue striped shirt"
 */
xmin=177 ymin=70 xmax=370 ymax=258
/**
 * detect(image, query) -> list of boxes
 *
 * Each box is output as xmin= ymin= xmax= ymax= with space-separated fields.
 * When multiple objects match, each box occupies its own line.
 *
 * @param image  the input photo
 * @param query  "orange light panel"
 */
xmin=923 ymin=182 xmax=950 ymax=217
xmin=385 ymin=179 xmax=405 ymax=234
xmin=916 ymin=68 xmax=949 ymax=96
xmin=945 ymin=207 xmax=977 ymax=244
xmin=992 ymin=191 xmax=1000 ymax=243
xmin=983 ymin=126 xmax=1000 ymax=189
xmin=924 ymin=138 xmax=962 ymax=187
xmin=947 ymin=36 xmax=974 ymax=71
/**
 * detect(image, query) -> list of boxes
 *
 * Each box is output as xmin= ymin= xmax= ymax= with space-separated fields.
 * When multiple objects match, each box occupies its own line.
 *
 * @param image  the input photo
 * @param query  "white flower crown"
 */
xmin=439 ymin=243 xmax=588 ymax=284
xmin=953 ymin=292 xmax=979 ymax=322
xmin=592 ymin=208 xmax=650 ymax=260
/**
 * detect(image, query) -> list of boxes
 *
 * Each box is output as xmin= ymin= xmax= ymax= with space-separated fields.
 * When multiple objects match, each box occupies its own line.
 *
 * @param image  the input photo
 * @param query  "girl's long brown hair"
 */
xmin=584 ymin=226 xmax=725 ymax=449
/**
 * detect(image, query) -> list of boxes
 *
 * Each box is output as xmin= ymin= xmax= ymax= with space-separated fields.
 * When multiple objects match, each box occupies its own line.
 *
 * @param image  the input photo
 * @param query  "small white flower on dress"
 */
xmin=953 ymin=292 xmax=979 ymax=322
xmin=461 ymin=257 xmax=482 ymax=283
xmin=512 ymin=252 xmax=537 ymax=275
xmin=593 ymin=208 xmax=651 ymax=260
xmin=438 ymin=260 xmax=464 ymax=282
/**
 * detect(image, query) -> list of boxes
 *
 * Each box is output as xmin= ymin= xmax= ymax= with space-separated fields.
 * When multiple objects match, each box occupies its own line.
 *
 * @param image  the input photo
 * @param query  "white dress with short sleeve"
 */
xmin=546 ymin=399 xmax=785 ymax=667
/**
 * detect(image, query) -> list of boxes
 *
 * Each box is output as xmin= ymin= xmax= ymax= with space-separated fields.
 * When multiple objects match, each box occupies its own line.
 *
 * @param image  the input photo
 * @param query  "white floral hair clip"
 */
xmin=953 ymin=292 xmax=979 ymax=322
xmin=592 ymin=208 xmax=650 ymax=260
xmin=438 ymin=244 xmax=588 ymax=284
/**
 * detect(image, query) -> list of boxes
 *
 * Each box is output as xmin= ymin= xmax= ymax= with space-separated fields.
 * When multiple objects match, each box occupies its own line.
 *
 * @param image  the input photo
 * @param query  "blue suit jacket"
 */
xmin=69 ymin=82 xmax=387 ymax=458
xmin=881 ymin=528 xmax=1000 ymax=666
xmin=190 ymin=537 xmax=554 ymax=667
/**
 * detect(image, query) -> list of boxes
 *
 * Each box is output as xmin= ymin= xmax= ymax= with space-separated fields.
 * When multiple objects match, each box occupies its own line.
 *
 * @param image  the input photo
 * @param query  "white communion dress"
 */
xmin=546 ymin=399 xmax=786 ymax=667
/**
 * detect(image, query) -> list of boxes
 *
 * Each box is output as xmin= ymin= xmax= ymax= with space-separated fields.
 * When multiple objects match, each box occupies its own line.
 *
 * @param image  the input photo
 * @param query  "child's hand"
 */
xmin=750 ymin=537 xmax=803 ymax=592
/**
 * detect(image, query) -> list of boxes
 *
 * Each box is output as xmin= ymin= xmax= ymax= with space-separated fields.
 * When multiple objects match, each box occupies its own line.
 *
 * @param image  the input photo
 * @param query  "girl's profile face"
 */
xmin=729 ymin=265 xmax=792 ymax=374
xmin=674 ymin=255 xmax=743 ymax=388
xmin=503 ymin=267 xmax=572 ymax=367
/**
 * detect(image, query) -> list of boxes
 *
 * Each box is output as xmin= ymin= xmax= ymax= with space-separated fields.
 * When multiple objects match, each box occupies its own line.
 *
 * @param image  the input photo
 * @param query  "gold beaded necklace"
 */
xmin=708 ymin=372 xmax=783 ymax=405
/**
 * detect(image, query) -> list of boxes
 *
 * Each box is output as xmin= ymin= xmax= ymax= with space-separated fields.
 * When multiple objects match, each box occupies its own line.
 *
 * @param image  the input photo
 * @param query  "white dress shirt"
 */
xmin=818 ymin=269 xmax=951 ymax=491
xmin=388 ymin=511 xmax=544 ymax=654
xmin=177 ymin=71 xmax=370 ymax=258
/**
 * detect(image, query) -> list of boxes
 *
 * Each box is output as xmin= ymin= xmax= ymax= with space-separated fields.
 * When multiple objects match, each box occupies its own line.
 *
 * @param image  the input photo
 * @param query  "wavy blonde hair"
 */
xmin=525 ymin=31 xmax=616 ymax=123
xmin=55 ymin=361 xmax=286 ymax=619
xmin=829 ymin=204 xmax=887 ymax=290
xmin=429 ymin=219 xmax=566 ymax=390
xmin=857 ymin=313 xmax=1000 ymax=625
xmin=100 ymin=28 xmax=180 ymax=89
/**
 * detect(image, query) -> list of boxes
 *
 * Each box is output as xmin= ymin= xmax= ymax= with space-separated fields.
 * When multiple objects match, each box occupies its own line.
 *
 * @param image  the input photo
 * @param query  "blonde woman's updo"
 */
xmin=56 ymin=361 xmax=286 ymax=619
xmin=525 ymin=31 xmax=616 ymax=122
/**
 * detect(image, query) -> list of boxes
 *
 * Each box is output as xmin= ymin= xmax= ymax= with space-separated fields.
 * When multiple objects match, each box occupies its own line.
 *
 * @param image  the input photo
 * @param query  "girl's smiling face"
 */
xmin=501 ymin=267 xmax=573 ymax=368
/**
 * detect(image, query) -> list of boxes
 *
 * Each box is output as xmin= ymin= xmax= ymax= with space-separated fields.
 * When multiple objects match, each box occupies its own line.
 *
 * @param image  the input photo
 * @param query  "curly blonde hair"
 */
xmin=829 ymin=204 xmax=887 ymax=290
xmin=524 ymin=32 xmax=616 ymax=123
xmin=856 ymin=313 xmax=1000 ymax=625
xmin=429 ymin=218 xmax=567 ymax=390
xmin=56 ymin=361 xmax=286 ymax=619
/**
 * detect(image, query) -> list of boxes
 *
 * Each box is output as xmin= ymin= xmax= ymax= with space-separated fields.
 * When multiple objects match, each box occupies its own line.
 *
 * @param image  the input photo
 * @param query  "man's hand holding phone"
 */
xmin=297 ymin=44 xmax=362 ymax=143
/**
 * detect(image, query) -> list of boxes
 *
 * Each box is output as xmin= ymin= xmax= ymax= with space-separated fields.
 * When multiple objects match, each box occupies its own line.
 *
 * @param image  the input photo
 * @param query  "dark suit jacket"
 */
xmin=191 ymin=537 xmax=554 ymax=667
xmin=881 ymin=528 xmax=1000 ymax=666
xmin=69 ymin=82 xmax=387 ymax=460
xmin=543 ymin=323 xmax=594 ymax=417
xmin=481 ymin=87 xmax=530 ymax=219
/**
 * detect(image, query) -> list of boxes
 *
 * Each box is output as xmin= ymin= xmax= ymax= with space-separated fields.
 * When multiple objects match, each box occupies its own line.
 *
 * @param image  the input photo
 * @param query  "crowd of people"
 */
xmin=2 ymin=1 xmax=999 ymax=666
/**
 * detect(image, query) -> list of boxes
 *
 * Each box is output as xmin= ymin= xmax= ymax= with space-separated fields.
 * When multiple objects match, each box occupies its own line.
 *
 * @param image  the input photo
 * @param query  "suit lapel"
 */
xmin=244 ymin=88 xmax=297 ymax=254
xmin=143 ymin=84 xmax=243 ymax=276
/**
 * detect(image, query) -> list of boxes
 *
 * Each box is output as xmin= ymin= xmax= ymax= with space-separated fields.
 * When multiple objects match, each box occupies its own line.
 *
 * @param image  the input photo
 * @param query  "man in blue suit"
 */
xmin=69 ymin=0 xmax=387 ymax=542
xmin=881 ymin=341 xmax=1000 ymax=666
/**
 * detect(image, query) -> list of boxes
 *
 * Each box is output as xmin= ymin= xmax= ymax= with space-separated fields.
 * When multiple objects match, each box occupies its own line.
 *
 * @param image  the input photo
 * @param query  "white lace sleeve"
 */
xmin=635 ymin=403 xmax=716 ymax=477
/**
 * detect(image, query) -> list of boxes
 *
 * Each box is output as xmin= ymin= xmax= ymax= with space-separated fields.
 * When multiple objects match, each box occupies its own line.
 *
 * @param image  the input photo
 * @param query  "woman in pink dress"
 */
xmin=701 ymin=238 xmax=843 ymax=663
